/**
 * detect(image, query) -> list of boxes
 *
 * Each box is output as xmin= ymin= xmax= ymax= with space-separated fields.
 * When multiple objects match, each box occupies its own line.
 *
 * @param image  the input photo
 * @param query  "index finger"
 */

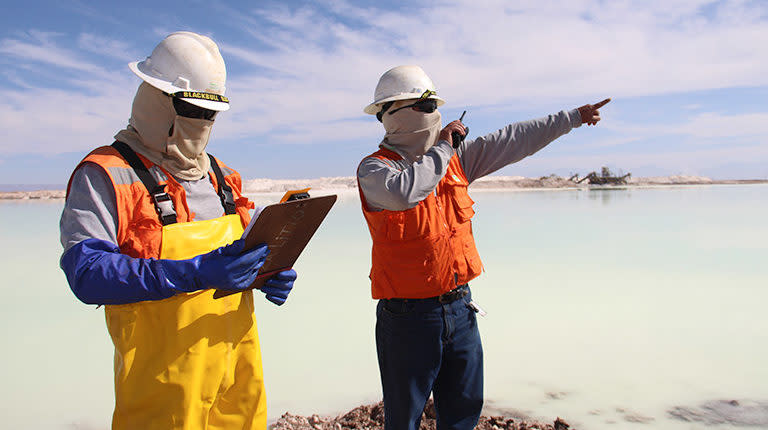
xmin=593 ymin=98 xmax=611 ymax=109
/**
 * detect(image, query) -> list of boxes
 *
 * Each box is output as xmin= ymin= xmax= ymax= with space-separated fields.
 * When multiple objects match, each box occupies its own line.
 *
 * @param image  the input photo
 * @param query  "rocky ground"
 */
xmin=269 ymin=400 xmax=572 ymax=430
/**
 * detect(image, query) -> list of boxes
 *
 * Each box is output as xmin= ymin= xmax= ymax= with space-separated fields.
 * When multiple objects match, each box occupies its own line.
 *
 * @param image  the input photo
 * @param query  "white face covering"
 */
xmin=381 ymin=99 xmax=442 ymax=162
xmin=115 ymin=82 xmax=213 ymax=180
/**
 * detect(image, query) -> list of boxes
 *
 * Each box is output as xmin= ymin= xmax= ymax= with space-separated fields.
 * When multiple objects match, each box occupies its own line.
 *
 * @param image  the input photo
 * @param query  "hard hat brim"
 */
xmin=129 ymin=61 xmax=231 ymax=112
xmin=363 ymin=93 xmax=445 ymax=115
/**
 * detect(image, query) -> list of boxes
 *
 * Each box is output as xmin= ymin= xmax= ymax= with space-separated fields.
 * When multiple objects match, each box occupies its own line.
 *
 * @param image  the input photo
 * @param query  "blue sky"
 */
xmin=1 ymin=0 xmax=767 ymax=186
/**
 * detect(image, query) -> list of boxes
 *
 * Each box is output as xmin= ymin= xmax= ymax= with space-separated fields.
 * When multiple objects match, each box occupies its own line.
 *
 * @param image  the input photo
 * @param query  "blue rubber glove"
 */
xmin=61 ymin=238 xmax=269 ymax=305
xmin=159 ymin=239 xmax=269 ymax=292
xmin=261 ymin=269 xmax=297 ymax=306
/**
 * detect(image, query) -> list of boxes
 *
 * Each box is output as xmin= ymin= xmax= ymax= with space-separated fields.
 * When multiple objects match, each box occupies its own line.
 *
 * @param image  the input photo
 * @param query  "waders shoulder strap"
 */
xmin=207 ymin=154 xmax=237 ymax=215
xmin=111 ymin=141 xmax=178 ymax=225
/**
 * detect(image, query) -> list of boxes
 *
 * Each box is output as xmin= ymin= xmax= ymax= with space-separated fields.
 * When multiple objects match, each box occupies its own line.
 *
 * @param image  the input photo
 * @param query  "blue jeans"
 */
xmin=375 ymin=286 xmax=483 ymax=430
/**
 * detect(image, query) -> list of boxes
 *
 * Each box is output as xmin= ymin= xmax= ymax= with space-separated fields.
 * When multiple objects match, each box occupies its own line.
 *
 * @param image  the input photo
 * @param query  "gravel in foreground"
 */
xmin=270 ymin=400 xmax=572 ymax=430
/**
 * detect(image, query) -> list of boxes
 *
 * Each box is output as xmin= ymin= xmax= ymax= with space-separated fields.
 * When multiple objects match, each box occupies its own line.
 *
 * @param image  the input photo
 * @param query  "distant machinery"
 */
xmin=572 ymin=167 xmax=631 ymax=185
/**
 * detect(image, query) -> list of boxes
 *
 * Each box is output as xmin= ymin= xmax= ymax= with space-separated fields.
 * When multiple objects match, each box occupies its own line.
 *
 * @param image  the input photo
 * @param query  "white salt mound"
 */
xmin=241 ymin=174 xmax=719 ymax=194
xmin=628 ymin=175 xmax=713 ymax=184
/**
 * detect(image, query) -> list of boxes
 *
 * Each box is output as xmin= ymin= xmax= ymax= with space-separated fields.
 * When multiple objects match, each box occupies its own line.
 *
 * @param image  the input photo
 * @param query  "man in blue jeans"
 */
xmin=357 ymin=65 xmax=608 ymax=429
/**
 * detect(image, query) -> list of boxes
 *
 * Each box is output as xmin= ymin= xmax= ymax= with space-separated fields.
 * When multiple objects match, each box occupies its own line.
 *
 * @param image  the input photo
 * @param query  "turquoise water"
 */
xmin=1 ymin=184 xmax=766 ymax=429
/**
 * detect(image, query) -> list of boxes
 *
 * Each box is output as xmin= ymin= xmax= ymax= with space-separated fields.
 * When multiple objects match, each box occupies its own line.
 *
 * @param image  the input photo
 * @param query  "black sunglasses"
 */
xmin=376 ymin=90 xmax=439 ymax=122
xmin=172 ymin=97 xmax=218 ymax=121
xmin=389 ymin=98 xmax=438 ymax=115
xmin=376 ymin=99 xmax=438 ymax=122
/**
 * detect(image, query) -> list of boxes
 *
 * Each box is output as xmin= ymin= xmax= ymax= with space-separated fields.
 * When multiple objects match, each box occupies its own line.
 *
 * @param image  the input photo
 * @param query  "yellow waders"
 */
xmin=105 ymin=214 xmax=267 ymax=430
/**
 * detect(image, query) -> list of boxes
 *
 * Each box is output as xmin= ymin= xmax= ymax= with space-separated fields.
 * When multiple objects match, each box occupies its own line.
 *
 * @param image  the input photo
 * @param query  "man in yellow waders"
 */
xmin=59 ymin=32 xmax=295 ymax=430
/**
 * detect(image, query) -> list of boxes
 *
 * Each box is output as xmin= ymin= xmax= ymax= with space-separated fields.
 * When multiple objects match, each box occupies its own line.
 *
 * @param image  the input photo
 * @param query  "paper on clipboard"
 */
xmin=213 ymin=194 xmax=337 ymax=299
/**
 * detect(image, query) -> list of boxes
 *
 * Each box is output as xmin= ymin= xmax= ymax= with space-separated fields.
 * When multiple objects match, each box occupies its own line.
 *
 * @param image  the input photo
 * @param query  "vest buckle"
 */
xmin=152 ymin=191 xmax=177 ymax=225
xmin=220 ymin=188 xmax=237 ymax=215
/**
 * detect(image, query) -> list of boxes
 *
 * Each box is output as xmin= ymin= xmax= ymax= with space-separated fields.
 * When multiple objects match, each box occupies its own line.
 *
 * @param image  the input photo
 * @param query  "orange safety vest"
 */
xmin=68 ymin=145 xmax=253 ymax=258
xmin=359 ymin=148 xmax=483 ymax=299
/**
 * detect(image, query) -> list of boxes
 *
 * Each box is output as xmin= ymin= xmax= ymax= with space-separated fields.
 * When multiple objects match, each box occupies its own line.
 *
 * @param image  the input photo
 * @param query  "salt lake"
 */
xmin=1 ymin=183 xmax=766 ymax=429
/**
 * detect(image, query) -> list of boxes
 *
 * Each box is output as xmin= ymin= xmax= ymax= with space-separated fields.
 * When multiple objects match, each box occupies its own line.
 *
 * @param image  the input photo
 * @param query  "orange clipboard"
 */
xmin=213 ymin=194 xmax=337 ymax=299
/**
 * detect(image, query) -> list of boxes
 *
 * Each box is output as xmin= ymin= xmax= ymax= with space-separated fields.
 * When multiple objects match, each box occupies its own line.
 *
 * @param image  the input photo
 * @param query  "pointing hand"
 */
xmin=578 ymin=98 xmax=611 ymax=126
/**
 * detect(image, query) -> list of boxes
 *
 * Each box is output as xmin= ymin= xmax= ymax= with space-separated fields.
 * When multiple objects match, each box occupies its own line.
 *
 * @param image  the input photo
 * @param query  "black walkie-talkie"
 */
xmin=451 ymin=110 xmax=468 ymax=149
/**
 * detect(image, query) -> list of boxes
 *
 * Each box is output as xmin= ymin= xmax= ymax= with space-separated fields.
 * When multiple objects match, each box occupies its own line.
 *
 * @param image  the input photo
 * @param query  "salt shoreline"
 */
xmin=2 ymin=176 xmax=766 ymax=200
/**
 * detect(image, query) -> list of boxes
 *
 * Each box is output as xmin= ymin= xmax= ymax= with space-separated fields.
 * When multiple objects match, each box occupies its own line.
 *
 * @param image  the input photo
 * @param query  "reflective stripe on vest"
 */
xmin=358 ymin=148 xmax=483 ymax=299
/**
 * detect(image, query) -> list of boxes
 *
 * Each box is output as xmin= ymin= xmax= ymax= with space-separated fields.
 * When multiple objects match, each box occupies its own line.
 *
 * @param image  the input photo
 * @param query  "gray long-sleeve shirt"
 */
xmin=357 ymin=109 xmax=582 ymax=211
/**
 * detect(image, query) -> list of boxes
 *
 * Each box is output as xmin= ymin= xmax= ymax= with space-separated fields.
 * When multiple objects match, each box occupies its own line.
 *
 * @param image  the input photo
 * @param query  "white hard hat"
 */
xmin=129 ymin=31 xmax=230 ymax=112
xmin=364 ymin=65 xmax=445 ymax=115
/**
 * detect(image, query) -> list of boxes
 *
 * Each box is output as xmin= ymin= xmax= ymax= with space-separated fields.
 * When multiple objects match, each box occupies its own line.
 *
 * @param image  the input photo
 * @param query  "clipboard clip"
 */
xmin=280 ymin=188 xmax=311 ymax=203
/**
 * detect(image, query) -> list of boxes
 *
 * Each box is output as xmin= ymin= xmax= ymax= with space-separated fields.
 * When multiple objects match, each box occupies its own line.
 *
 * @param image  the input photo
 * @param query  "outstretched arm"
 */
xmin=459 ymin=98 xmax=611 ymax=183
